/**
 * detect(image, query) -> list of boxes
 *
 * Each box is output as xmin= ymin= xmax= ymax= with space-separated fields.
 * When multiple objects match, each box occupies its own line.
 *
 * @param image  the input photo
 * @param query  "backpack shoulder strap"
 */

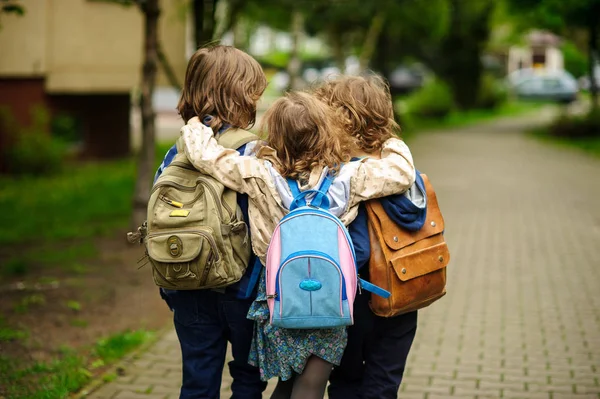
xmin=217 ymin=128 xmax=258 ymax=150
xmin=173 ymin=128 xmax=257 ymax=164
xmin=173 ymin=136 xmax=193 ymax=166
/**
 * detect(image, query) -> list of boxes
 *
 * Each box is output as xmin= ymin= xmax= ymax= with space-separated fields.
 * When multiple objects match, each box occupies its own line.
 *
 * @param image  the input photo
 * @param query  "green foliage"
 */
xmin=51 ymin=113 xmax=81 ymax=143
xmin=404 ymin=79 xmax=455 ymax=120
xmin=561 ymin=41 xmax=588 ymax=78
xmin=546 ymin=110 xmax=600 ymax=139
xmin=2 ymin=258 xmax=28 ymax=276
xmin=477 ymin=74 xmax=508 ymax=109
xmin=397 ymin=97 xmax=546 ymax=135
xmin=0 ymin=0 xmax=25 ymax=24
xmin=94 ymin=330 xmax=154 ymax=363
xmin=505 ymin=0 xmax=600 ymax=34
xmin=531 ymin=111 xmax=600 ymax=157
xmin=507 ymin=0 xmax=600 ymax=29
xmin=2 ymin=105 xmax=66 ymax=176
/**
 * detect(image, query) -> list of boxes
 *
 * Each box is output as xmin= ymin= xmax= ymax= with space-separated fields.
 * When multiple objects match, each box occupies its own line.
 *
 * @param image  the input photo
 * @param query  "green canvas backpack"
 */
xmin=139 ymin=128 xmax=257 ymax=290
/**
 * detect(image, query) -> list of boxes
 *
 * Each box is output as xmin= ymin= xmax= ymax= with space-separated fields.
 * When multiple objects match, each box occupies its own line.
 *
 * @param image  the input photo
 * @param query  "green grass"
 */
xmin=401 ymin=101 xmax=549 ymax=135
xmin=0 ymin=326 xmax=28 ymax=342
xmin=0 ymin=142 xmax=173 ymax=276
xmin=2 ymin=241 xmax=99 ymax=276
xmin=0 ymin=159 xmax=135 ymax=246
xmin=94 ymin=330 xmax=154 ymax=363
xmin=65 ymin=300 xmax=82 ymax=312
xmin=0 ymin=317 xmax=28 ymax=342
xmin=0 ymin=143 xmax=173 ymax=246
xmin=0 ymin=329 xmax=155 ymax=399
xmin=530 ymin=128 xmax=600 ymax=158
xmin=0 ymin=353 xmax=91 ymax=399
xmin=14 ymin=294 xmax=46 ymax=314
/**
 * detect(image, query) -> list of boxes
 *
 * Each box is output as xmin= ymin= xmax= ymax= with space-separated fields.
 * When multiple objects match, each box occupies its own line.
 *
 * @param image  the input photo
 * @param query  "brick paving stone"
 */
xmin=85 ymin=115 xmax=600 ymax=398
xmin=397 ymin=393 xmax=426 ymax=399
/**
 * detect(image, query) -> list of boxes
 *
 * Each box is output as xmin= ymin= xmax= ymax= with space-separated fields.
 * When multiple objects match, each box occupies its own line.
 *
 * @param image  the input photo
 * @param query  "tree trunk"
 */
xmin=588 ymin=15 xmax=599 ymax=113
xmin=435 ymin=0 xmax=493 ymax=110
xmin=329 ymin=26 xmax=345 ymax=73
xmin=373 ymin=32 xmax=391 ymax=79
xmin=359 ymin=11 xmax=386 ymax=73
xmin=157 ymin=39 xmax=182 ymax=92
xmin=286 ymin=10 xmax=304 ymax=91
xmin=131 ymin=0 xmax=160 ymax=228
xmin=215 ymin=0 xmax=244 ymax=41
xmin=193 ymin=0 xmax=217 ymax=48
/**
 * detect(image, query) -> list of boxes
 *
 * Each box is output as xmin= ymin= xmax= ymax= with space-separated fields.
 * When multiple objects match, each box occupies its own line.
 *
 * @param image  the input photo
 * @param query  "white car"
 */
xmin=509 ymin=69 xmax=579 ymax=103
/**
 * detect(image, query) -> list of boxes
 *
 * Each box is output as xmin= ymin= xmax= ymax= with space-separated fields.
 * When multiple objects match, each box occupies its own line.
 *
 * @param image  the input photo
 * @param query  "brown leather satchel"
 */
xmin=365 ymin=174 xmax=449 ymax=317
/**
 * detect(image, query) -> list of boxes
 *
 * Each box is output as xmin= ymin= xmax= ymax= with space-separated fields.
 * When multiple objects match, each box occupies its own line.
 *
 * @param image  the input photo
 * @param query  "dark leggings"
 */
xmin=270 ymin=356 xmax=333 ymax=399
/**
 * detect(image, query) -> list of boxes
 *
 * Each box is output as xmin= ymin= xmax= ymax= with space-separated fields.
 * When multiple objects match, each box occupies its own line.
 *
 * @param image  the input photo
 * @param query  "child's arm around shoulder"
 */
xmin=180 ymin=117 xmax=271 ymax=197
xmin=349 ymin=137 xmax=416 ymax=207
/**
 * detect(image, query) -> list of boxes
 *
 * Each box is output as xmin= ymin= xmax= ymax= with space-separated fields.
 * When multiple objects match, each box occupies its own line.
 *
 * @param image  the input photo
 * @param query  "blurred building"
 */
xmin=507 ymin=30 xmax=564 ymax=74
xmin=0 ymin=0 xmax=187 ymax=159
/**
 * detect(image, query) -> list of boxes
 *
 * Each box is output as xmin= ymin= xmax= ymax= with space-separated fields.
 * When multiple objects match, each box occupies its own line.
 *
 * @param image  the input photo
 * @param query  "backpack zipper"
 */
xmin=166 ymin=162 xmax=234 ymax=221
xmin=152 ymin=180 xmax=196 ymax=194
xmin=153 ymin=181 xmax=204 ymax=209
xmin=195 ymin=176 xmax=233 ymax=221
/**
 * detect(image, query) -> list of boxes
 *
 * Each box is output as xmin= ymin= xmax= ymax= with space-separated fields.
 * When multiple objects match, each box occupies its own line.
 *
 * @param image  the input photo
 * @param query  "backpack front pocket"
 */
xmin=273 ymin=251 xmax=352 ymax=329
xmin=146 ymin=228 xmax=226 ymax=290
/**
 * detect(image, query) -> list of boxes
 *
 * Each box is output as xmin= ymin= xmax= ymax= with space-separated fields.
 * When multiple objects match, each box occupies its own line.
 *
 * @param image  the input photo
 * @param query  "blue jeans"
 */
xmin=328 ymin=291 xmax=418 ymax=399
xmin=162 ymin=289 xmax=267 ymax=399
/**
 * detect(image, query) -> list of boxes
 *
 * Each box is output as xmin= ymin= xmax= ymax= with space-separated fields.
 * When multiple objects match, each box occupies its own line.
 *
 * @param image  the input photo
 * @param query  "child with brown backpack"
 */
xmin=315 ymin=75 xmax=448 ymax=399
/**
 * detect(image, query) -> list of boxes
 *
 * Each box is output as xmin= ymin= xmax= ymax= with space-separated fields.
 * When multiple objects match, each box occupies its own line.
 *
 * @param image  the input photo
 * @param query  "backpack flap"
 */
xmin=390 ymin=240 xmax=449 ymax=282
xmin=146 ymin=232 xmax=206 ymax=263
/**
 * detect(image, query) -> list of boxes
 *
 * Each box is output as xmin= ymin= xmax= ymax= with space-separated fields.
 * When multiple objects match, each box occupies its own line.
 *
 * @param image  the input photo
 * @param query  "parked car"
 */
xmin=387 ymin=66 xmax=426 ymax=95
xmin=509 ymin=70 xmax=578 ymax=103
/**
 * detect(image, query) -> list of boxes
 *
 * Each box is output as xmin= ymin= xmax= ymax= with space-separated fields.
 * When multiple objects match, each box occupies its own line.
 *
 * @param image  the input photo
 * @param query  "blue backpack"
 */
xmin=265 ymin=174 xmax=389 ymax=329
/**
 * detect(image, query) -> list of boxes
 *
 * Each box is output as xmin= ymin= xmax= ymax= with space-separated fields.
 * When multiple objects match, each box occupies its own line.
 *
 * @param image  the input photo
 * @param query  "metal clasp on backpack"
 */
xmin=266 ymin=293 xmax=278 ymax=299
xmin=127 ymin=221 xmax=148 ymax=244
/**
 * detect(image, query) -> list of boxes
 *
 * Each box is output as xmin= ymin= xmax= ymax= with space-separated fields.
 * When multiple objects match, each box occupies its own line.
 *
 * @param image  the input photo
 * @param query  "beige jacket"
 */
xmin=181 ymin=116 xmax=416 ymax=264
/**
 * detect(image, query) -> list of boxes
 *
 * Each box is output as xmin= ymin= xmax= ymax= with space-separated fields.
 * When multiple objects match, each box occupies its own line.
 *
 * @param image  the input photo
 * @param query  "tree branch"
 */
xmin=156 ymin=39 xmax=182 ymax=92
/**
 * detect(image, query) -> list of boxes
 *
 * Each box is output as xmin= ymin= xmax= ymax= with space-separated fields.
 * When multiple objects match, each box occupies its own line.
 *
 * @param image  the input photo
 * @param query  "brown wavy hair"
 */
xmin=314 ymin=75 xmax=399 ymax=153
xmin=258 ymin=92 xmax=354 ymax=181
xmin=177 ymin=45 xmax=267 ymax=131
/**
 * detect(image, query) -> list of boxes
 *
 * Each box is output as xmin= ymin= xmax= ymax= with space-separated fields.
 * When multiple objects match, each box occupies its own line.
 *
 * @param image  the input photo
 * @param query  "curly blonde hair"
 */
xmin=314 ymin=75 xmax=399 ymax=153
xmin=258 ymin=92 xmax=354 ymax=181
xmin=177 ymin=45 xmax=267 ymax=131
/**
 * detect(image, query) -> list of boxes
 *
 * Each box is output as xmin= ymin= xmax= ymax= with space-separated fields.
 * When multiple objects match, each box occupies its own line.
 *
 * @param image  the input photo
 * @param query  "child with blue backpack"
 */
xmin=178 ymin=90 xmax=416 ymax=398
xmin=315 ymin=75 xmax=425 ymax=399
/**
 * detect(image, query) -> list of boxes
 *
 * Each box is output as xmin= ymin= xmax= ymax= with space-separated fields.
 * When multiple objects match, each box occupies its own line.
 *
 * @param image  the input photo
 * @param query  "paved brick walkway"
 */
xmin=87 ymin=116 xmax=600 ymax=398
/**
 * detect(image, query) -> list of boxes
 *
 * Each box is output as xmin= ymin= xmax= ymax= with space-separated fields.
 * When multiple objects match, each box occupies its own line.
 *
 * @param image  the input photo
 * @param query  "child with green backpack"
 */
xmin=152 ymin=45 xmax=268 ymax=399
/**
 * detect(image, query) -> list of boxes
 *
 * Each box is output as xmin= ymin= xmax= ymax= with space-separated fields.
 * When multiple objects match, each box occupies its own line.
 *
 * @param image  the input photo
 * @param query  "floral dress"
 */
xmin=247 ymin=269 xmax=348 ymax=382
